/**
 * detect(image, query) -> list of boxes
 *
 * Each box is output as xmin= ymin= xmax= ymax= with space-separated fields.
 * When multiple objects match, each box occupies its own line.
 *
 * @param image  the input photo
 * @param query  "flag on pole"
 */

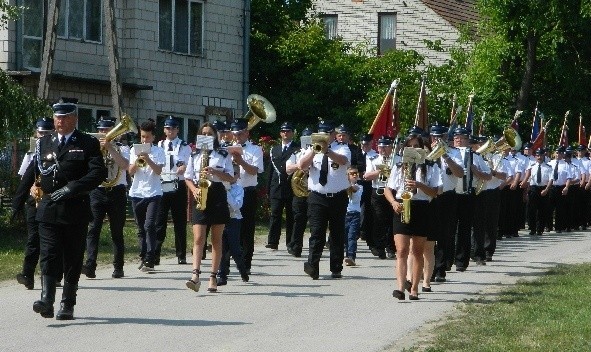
xmin=531 ymin=114 xmax=549 ymax=153
xmin=368 ymin=80 xmax=399 ymax=148
xmin=578 ymin=113 xmax=587 ymax=146
xmin=478 ymin=113 xmax=486 ymax=136
xmin=414 ymin=76 xmax=428 ymax=131
xmin=465 ymin=91 xmax=475 ymax=134
xmin=559 ymin=111 xmax=570 ymax=147
xmin=510 ymin=110 xmax=521 ymax=132
xmin=530 ymin=103 xmax=540 ymax=142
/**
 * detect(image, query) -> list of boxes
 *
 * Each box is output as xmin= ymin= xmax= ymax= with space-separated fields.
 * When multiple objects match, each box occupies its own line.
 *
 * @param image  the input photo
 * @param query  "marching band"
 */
xmin=11 ymin=99 xmax=591 ymax=320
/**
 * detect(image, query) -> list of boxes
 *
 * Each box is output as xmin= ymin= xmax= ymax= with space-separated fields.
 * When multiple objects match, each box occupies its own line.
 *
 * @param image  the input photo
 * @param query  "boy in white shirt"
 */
xmin=344 ymin=166 xmax=362 ymax=266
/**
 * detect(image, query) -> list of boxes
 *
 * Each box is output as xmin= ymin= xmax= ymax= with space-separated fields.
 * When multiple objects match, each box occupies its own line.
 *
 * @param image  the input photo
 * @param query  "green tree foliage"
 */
xmin=0 ymin=0 xmax=20 ymax=28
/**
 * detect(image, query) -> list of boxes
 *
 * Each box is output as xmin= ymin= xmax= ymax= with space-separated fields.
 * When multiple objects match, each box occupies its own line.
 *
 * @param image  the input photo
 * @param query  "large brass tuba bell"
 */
xmin=244 ymin=94 xmax=276 ymax=130
xmin=102 ymin=114 xmax=138 ymax=187
xmin=291 ymin=169 xmax=310 ymax=197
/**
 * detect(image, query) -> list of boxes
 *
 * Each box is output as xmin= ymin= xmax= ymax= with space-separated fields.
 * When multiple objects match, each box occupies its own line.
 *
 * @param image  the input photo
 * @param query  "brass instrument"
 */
xmin=194 ymin=145 xmax=212 ymax=211
xmin=310 ymin=132 xmax=330 ymax=154
xmin=375 ymin=155 xmax=394 ymax=195
xmin=474 ymin=127 xmax=522 ymax=195
xmin=94 ymin=114 xmax=138 ymax=186
xmin=244 ymin=94 xmax=276 ymax=130
xmin=32 ymin=175 xmax=43 ymax=207
xmin=135 ymin=157 xmax=146 ymax=168
xmin=291 ymin=169 xmax=310 ymax=197
xmin=426 ymin=138 xmax=451 ymax=161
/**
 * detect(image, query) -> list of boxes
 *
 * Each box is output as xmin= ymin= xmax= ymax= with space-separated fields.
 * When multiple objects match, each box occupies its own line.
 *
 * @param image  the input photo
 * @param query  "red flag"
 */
xmin=559 ymin=126 xmax=569 ymax=147
xmin=578 ymin=114 xmax=587 ymax=146
xmin=368 ymin=81 xmax=399 ymax=148
xmin=510 ymin=110 xmax=521 ymax=132
xmin=414 ymin=76 xmax=428 ymax=131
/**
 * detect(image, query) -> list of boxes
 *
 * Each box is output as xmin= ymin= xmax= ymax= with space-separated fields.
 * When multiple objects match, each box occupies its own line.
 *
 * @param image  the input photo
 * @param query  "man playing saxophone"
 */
xmin=362 ymin=136 xmax=399 ymax=259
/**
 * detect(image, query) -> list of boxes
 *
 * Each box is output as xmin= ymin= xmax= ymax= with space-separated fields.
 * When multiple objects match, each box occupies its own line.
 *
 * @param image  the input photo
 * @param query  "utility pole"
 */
xmin=37 ymin=0 xmax=61 ymax=100
xmin=104 ymin=0 xmax=124 ymax=121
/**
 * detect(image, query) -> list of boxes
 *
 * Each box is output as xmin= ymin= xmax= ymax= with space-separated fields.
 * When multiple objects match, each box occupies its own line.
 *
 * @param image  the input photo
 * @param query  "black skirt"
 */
xmin=392 ymin=199 xmax=430 ymax=236
xmin=191 ymin=181 xmax=230 ymax=225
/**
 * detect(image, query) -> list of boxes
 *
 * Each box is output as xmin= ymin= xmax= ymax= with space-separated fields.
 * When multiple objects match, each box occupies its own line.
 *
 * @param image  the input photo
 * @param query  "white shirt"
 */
xmin=307 ymin=141 xmax=351 ymax=194
xmin=527 ymin=162 xmax=553 ymax=186
xmin=128 ymin=144 xmax=166 ymax=198
xmin=18 ymin=153 xmax=35 ymax=176
xmin=547 ymin=159 xmax=572 ymax=186
xmin=286 ymin=147 xmax=309 ymax=175
xmin=347 ymin=184 xmax=362 ymax=213
xmin=455 ymin=147 xmax=490 ymax=194
xmin=386 ymin=162 xmax=442 ymax=201
xmin=101 ymin=144 xmax=130 ymax=188
xmin=235 ymin=141 xmax=264 ymax=188
xmin=485 ymin=154 xmax=510 ymax=190
xmin=226 ymin=183 xmax=244 ymax=219
xmin=366 ymin=154 xmax=401 ymax=189
xmin=184 ymin=148 xmax=234 ymax=183
xmin=159 ymin=137 xmax=192 ymax=181
xmin=439 ymin=148 xmax=462 ymax=192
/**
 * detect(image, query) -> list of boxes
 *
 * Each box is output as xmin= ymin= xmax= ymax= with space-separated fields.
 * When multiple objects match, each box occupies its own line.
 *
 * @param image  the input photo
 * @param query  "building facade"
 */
xmin=311 ymin=0 xmax=477 ymax=65
xmin=0 ymin=0 xmax=250 ymax=141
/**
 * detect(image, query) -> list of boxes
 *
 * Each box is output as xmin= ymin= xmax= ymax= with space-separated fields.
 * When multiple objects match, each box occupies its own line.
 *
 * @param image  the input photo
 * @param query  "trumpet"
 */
xmin=135 ymin=156 xmax=147 ymax=168
xmin=310 ymin=132 xmax=330 ymax=154
xmin=426 ymin=138 xmax=451 ymax=161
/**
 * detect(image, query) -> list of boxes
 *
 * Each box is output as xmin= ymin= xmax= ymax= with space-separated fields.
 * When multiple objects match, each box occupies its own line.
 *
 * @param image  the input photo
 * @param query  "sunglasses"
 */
xmin=348 ymin=172 xmax=359 ymax=176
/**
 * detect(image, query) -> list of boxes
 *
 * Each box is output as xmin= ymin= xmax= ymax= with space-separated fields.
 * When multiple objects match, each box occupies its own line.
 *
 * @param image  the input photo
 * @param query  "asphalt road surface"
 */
xmin=1 ymin=231 xmax=590 ymax=352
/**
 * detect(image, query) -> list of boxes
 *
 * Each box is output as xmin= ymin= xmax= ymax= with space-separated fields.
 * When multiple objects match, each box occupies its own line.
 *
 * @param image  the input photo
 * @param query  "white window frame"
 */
xmin=21 ymin=0 xmax=45 ymax=71
xmin=158 ymin=0 xmax=204 ymax=56
xmin=57 ymin=0 xmax=103 ymax=43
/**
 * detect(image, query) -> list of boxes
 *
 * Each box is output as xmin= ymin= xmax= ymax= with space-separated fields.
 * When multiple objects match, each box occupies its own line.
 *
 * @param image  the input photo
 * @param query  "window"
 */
xmin=378 ymin=13 xmax=396 ymax=54
xmin=21 ymin=0 xmax=44 ymax=70
xmin=57 ymin=0 xmax=102 ymax=42
xmin=156 ymin=115 xmax=203 ymax=143
xmin=78 ymin=107 xmax=112 ymax=132
xmin=159 ymin=0 xmax=204 ymax=55
xmin=320 ymin=15 xmax=338 ymax=40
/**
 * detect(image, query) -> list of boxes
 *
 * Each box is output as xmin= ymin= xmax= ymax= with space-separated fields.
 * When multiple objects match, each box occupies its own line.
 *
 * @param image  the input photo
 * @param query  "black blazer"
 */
xmin=20 ymin=130 xmax=107 ymax=225
xmin=267 ymin=141 xmax=301 ymax=199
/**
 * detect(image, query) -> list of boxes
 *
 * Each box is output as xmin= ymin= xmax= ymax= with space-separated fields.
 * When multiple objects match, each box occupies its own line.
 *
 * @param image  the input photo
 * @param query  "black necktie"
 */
xmin=536 ymin=164 xmax=542 ymax=184
xmin=553 ymin=162 xmax=558 ymax=181
xmin=282 ymin=145 xmax=287 ymax=153
xmin=319 ymin=154 xmax=329 ymax=186
xmin=58 ymin=136 xmax=66 ymax=151
xmin=168 ymin=141 xmax=174 ymax=170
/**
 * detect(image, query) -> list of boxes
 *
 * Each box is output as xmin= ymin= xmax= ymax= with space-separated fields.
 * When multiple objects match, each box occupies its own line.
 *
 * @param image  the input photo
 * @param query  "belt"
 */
xmin=311 ymin=190 xmax=346 ymax=198
xmin=372 ymin=188 xmax=385 ymax=196
xmin=99 ymin=184 xmax=126 ymax=192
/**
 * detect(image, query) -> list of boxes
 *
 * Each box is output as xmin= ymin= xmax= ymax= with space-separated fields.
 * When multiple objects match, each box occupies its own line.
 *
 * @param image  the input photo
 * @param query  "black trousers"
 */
xmin=86 ymin=185 xmax=127 ymax=269
xmin=568 ymin=184 xmax=582 ymax=230
xmin=39 ymin=221 xmax=87 ymax=285
xmin=550 ymin=185 xmax=567 ymax=231
xmin=483 ymin=189 xmax=501 ymax=257
xmin=288 ymin=195 xmax=308 ymax=254
xmin=370 ymin=190 xmax=394 ymax=254
xmin=155 ymin=181 xmax=188 ymax=259
xmin=454 ymin=193 xmax=474 ymax=269
xmin=240 ymin=186 xmax=257 ymax=270
xmin=360 ymin=181 xmax=373 ymax=243
xmin=434 ymin=191 xmax=457 ymax=277
xmin=307 ymin=190 xmax=348 ymax=273
xmin=527 ymin=186 xmax=549 ymax=234
xmin=267 ymin=194 xmax=294 ymax=247
xmin=498 ymin=188 xmax=512 ymax=237
xmin=132 ymin=196 xmax=161 ymax=265
xmin=22 ymin=202 xmax=40 ymax=277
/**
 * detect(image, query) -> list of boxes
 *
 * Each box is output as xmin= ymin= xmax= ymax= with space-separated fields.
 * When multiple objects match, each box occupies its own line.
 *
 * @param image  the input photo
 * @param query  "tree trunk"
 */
xmin=516 ymin=32 xmax=539 ymax=110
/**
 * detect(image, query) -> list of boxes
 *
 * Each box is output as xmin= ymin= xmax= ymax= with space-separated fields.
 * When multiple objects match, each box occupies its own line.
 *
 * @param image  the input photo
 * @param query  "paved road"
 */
xmin=1 ymin=231 xmax=590 ymax=352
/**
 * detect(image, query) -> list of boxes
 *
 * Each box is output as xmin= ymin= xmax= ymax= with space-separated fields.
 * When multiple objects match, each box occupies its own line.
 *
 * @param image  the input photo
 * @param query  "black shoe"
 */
xmin=370 ymin=247 xmax=381 ymax=257
xmin=178 ymin=257 xmax=187 ymax=265
xmin=404 ymin=280 xmax=412 ymax=292
xmin=265 ymin=243 xmax=278 ymax=250
xmin=434 ymin=276 xmax=446 ymax=283
xmin=287 ymin=247 xmax=302 ymax=257
xmin=378 ymin=250 xmax=387 ymax=260
xmin=392 ymin=290 xmax=405 ymax=300
xmin=154 ymin=257 xmax=160 ymax=266
xmin=304 ymin=262 xmax=319 ymax=280
xmin=456 ymin=266 xmax=466 ymax=272
xmin=422 ymin=286 xmax=432 ymax=292
xmin=386 ymin=250 xmax=396 ymax=259
xmin=81 ymin=265 xmax=96 ymax=279
xmin=240 ymin=271 xmax=250 ymax=282
xmin=485 ymin=256 xmax=493 ymax=262
xmin=112 ymin=268 xmax=124 ymax=278
xmin=409 ymin=294 xmax=420 ymax=300
xmin=16 ymin=273 xmax=34 ymax=290
xmin=55 ymin=303 xmax=74 ymax=320
xmin=331 ymin=272 xmax=342 ymax=279
xmin=216 ymin=277 xmax=228 ymax=286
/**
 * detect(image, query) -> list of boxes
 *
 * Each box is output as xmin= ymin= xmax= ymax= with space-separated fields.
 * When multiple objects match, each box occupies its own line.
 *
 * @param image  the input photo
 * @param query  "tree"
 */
xmin=0 ymin=0 xmax=20 ymax=28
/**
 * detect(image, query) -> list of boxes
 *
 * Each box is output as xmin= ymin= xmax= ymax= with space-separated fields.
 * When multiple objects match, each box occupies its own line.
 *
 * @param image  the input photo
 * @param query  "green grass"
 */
xmin=0 ymin=219 xmax=270 ymax=282
xmin=407 ymin=263 xmax=591 ymax=352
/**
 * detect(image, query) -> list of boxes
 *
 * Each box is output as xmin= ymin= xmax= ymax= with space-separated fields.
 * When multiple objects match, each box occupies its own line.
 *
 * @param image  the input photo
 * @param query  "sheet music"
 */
xmin=195 ymin=135 xmax=214 ymax=151
xmin=133 ymin=143 xmax=151 ymax=156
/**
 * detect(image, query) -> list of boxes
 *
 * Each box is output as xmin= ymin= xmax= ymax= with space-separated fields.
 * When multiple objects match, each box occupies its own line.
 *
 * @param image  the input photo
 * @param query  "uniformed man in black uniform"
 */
xmin=358 ymin=134 xmax=377 ymax=244
xmin=82 ymin=118 xmax=130 ymax=279
xmin=299 ymin=121 xmax=350 ymax=279
xmin=265 ymin=121 xmax=300 ymax=250
xmin=21 ymin=102 xmax=106 ymax=320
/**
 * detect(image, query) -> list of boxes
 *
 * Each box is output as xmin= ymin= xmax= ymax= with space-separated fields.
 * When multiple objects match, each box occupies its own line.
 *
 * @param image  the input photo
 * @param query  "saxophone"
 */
xmin=194 ymin=147 xmax=212 ymax=211
xmin=400 ymin=163 xmax=413 ymax=224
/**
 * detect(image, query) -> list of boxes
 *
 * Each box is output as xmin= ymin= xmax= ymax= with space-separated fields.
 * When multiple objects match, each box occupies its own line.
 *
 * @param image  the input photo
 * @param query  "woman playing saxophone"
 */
xmin=383 ymin=134 xmax=441 ymax=301
xmin=184 ymin=123 xmax=234 ymax=293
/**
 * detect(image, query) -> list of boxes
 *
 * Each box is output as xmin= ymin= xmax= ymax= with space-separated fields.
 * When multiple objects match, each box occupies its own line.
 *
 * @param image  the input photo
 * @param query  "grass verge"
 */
xmin=0 ymin=219 xmax=270 ymax=282
xmin=405 ymin=263 xmax=591 ymax=352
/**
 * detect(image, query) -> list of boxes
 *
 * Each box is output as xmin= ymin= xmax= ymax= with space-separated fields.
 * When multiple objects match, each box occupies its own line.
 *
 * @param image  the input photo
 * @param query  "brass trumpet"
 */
xmin=310 ymin=133 xmax=330 ymax=154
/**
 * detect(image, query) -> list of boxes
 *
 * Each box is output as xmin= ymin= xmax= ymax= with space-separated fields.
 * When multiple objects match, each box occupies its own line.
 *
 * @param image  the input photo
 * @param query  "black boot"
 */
xmin=33 ymin=275 xmax=56 ymax=318
xmin=56 ymin=282 xmax=78 ymax=320
xmin=154 ymin=240 xmax=163 ymax=265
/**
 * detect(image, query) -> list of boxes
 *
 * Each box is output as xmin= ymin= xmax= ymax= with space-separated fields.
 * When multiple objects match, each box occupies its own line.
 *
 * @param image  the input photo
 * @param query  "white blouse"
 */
xmin=386 ymin=162 xmax=442 ymax=201
xmin=184 ymin=149 xmax=234 ymax=183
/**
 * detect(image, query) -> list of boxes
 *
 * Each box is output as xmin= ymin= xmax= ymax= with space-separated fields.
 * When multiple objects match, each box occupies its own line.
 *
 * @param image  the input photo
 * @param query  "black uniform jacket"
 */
xmin=20 ymin=130 xmax=107 ymax=225
xmin=267 ymin=141 xmax=301 ymax=199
